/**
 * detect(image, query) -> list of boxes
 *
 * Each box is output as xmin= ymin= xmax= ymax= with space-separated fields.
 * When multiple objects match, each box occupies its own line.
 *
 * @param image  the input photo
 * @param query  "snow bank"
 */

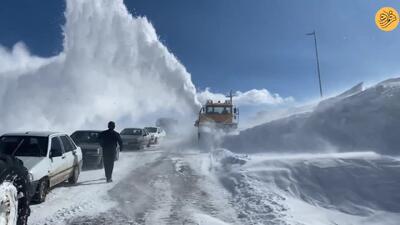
xmin=215 ymin=150 xmax=400 ymax=224
xmin=0 ymin=0 xmax=200 ymax=133
xmin=223 ymin=79 xmax=400 ymax=155
xmin=246 ymin=152 xmax=400 ymax=215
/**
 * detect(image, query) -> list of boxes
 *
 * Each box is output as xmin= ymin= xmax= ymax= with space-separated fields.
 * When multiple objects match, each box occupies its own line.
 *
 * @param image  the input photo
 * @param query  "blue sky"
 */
xmin=1 ymin=0 xmax=400 ymax=101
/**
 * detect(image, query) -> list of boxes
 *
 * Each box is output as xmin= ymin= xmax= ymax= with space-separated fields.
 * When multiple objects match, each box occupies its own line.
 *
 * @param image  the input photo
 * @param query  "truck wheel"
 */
xmin=33 ymin=179 xmax=48 ymax=203
xmin=68 ymin=166 xmax=80 ymax=184
xmin=0 ymin=154 xmax=30 ymax=225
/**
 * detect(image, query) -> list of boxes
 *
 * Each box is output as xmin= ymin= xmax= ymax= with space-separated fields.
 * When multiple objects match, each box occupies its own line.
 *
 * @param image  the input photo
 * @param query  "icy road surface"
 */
xmin=29 ymin=145 xmax=236 ymax=225
xmin=28 ymin=145 xmax=400 ymax=225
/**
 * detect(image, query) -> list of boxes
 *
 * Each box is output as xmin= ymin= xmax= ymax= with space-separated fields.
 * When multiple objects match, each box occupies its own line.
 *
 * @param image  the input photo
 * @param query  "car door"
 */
xmin=144 ymin=130 xmax=151 ymax=143
xmin=66 ymin=135 xmax=82 ymax=168
xmin=60 ymin=135 xmax=75 ymax=181
xmin=48 ymin=136 xmax=66 ymax=187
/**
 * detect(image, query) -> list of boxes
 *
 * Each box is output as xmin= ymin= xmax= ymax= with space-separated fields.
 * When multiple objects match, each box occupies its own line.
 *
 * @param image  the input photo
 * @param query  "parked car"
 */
xmin=0 ymin=132 xmax=83 ymax=203
xmin=120 ymin=128 xmax=151 ymax=150
xmin=144 ymin=127 xmax=166 ymax=144
xmin=70 ymin=130 xmax=120 ymax=168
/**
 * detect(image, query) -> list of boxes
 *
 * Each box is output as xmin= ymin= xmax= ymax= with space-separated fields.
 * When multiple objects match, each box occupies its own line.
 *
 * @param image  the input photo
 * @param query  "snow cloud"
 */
xmin=0 ymin=0 xmax=200 ymax=133
xmin=197 ymin=88 xmax=293 ymax=106
xmin=0 ymin=0 xmax=292 ymax=134
xmin=0 ymin=42 xmax=54 ymax=77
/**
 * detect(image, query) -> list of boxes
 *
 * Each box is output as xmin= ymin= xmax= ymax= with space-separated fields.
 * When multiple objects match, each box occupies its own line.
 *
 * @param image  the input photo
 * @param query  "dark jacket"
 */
xmin=99 ymin=129 xmax=123 ymax=153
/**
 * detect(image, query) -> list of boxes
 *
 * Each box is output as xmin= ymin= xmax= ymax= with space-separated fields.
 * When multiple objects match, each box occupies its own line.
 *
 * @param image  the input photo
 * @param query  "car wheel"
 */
xmin=68 ymin=166 xmax=80 ymax=184
xmin=0 ymin=154 xmax=30 ymax=225
xmin=34 ymin=179 xmax=48 ymax=203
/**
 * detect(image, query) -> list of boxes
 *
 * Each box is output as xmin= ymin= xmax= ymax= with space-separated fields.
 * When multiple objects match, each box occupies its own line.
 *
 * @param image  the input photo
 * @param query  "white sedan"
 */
xmin=144 ymin=127 xmax=166 ymax=144
xmin=0 ymin=132 xmax=83 ymax=203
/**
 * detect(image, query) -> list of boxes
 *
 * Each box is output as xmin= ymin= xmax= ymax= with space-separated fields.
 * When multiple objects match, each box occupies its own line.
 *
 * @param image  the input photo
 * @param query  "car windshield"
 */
xmin=145 ymin=127 xmax=158 ymax=133
xmin=0 ymin=136 xmax=48 ymax=157
xmin=121 ymin=128 xmax=142 ymax=135
xmin=71 ymin=131 xmax=100 ymax=144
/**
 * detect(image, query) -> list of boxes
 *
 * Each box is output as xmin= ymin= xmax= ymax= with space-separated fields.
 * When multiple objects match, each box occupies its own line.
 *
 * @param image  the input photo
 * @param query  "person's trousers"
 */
xmin=103 ymin=150 xmax=116 ymax=180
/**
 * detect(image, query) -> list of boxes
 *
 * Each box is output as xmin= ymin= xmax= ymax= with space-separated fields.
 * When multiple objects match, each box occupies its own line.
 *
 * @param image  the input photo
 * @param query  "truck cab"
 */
xmin=195 ymin=99 xmax=239 ymax=130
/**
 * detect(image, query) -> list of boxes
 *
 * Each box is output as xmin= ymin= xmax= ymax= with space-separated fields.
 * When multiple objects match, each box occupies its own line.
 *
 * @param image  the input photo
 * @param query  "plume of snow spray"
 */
xmin=0 ymin=0 xmax=200 ymax=133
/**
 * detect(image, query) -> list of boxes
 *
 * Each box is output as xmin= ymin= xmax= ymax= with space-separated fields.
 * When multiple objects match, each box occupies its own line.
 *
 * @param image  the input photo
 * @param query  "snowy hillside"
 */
xmin=223 ymin=78 xmax=400 ymax=155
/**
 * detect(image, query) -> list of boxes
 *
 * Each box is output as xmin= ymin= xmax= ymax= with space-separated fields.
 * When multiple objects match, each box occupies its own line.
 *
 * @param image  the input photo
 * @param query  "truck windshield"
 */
xmin=71 ymin=131 xmax=100 ymax=144
xmin=0 ymin=136 xmax=48 ymax=157
xmin=206 ymin=106 xmax=232 ymax=114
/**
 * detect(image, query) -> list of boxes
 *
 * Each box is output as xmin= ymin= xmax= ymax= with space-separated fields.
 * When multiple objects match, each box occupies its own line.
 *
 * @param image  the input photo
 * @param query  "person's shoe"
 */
xmin=107 ymin=179 xmax=113 ymax=183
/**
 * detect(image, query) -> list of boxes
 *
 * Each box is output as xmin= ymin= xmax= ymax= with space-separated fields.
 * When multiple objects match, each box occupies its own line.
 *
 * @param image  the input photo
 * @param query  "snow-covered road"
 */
xmin=29 ymin=145 xmax=236 ymax=225
xmin=66 ymin=150 xmax=235 ymax=225
xmin=28 ymin=145 xmax=400 ymax=225
xmin=29 ymin=148 xmax=163 ymax=225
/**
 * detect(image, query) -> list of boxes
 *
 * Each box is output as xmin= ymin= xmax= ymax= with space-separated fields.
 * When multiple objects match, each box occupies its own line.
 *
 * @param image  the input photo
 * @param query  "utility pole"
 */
xmin=226 ymin=90 xmax=234 ymax=103
xmin=306 ymin=30 xmax=323 ymax=98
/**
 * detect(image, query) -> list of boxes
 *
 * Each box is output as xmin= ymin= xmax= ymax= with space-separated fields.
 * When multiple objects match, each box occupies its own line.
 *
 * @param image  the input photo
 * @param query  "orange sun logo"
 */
xmin=376 ymin=7 xmax=399 ymax=32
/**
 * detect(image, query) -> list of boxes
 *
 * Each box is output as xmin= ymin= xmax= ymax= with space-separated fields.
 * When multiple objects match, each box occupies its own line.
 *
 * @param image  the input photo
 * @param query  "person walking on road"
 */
xmin=99 ymin=121 xmax=123 ymax=183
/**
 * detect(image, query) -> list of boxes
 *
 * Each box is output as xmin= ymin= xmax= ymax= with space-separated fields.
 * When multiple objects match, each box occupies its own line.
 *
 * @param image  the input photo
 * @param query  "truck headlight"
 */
xmin=97 ymin=148 xmax=101 ymax=154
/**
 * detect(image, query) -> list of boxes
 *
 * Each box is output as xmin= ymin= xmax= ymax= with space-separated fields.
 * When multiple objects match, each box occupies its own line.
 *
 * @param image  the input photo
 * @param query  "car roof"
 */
xmin=2 ymin=131 xmax=64 ymax=137
xmin=72 ymin=130 xmax=102 ymax=133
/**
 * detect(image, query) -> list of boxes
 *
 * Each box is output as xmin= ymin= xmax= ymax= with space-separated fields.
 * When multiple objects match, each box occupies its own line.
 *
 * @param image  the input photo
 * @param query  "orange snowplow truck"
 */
xmin=194 ymin=91 xmax=239 ymax=132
